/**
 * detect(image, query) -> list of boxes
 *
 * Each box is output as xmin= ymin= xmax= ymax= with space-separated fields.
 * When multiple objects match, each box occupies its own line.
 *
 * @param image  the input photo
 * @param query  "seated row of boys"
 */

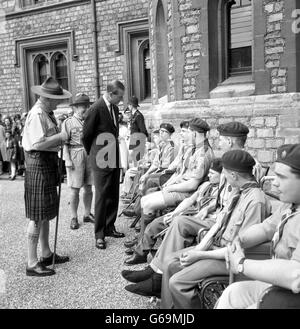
xmin=120 ymin=118 xmax=300 ymax=309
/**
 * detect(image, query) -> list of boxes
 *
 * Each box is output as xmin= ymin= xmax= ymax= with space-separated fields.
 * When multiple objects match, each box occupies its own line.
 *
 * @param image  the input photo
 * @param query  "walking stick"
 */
xmin=52 ymin=144 xmax=64 ymax=270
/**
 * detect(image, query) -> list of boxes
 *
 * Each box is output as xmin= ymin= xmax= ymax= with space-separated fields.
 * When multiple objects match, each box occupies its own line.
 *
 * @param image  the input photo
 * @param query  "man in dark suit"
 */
xmin=82 ymin=80 xmax=125 ymax=250
xmin=125 ymin=96 xmax=148 ymax=166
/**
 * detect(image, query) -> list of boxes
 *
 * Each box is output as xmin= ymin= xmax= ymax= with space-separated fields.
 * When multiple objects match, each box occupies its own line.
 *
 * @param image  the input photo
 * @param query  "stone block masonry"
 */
xmin=264 ymin=0 xmax=287 ymax=93
xmin=143 ymin=93 xmax=300 ymax=165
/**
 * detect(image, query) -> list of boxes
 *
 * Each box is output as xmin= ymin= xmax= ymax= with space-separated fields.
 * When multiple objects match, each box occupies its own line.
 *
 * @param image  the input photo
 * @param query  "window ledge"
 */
xmin=210 ymin=75 xmax=255 ymax=98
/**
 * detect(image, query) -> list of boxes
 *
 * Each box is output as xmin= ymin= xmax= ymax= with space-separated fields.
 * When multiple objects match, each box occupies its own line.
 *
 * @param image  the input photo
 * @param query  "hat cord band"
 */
xmin=41 ymin=86 xmax=63 ymax=95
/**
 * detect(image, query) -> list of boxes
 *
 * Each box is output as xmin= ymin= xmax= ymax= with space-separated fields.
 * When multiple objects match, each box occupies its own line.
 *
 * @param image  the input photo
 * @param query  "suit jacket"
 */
xmin=130 ymin=109 xmax=148 ymax=136
xmin=82 ymin=96 xmax=120 ymax=170
xmin=129 ymin=109 xmax=148 ymax=151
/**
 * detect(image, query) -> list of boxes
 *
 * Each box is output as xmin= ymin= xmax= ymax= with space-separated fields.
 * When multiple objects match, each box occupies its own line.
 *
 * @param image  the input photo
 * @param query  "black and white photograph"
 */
xmin=1 ymin=0 xmax=300 ymax=315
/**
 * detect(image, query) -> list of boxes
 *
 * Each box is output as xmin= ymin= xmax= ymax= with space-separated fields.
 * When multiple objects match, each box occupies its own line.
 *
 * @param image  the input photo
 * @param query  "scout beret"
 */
xmin=276 ymin=144 xmax=300 ymax=172
xmin=180 ymin=120 xmax=190 ymax=129
xmin=160 ymin=123 xmax=175 ymax=134
xmin=222 ymin=149 xmax=255 ymax=173
xmin=211 ymin=158 xmax=223 ymax=174
xmin=189 ymin=118 xmax=210 ymax=133
xmin=217 ymin=122 xmax=249 ymax=137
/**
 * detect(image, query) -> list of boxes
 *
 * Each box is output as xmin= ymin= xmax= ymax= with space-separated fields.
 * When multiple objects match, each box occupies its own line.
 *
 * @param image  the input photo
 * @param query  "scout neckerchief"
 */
xmin=47 ymin=111 xmax=59 ymax=133
xmin=271 ymin=204 xmax=300 ymax=258
xmin=213 ymin=181 xmax=260 ymax=247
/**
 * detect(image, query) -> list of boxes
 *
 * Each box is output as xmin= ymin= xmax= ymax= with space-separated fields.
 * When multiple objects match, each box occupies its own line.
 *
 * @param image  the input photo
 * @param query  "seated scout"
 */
xmin=124 ymin=150 xmax=271 ymax=308
xmin=216 ymin=144 xmax=300 ymax=309
xmin=122 ymin=158 xmax=223 ymax=265
xmin=125 ymin=118 xmax=214 ymax=253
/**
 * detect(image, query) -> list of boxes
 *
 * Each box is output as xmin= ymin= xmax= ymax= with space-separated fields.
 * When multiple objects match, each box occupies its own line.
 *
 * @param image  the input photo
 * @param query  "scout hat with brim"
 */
xmin=31 ymin=76 xmax=72 ymax=99
xmin=70 ymin=93 xmax=93 ymax=107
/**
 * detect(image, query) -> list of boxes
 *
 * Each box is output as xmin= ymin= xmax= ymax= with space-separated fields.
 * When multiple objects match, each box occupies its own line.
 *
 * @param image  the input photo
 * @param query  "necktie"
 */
xmin=271 ymin=204 xmax=297 ymax=257
xmin=213 ymin=181 xmax=259 ymax=246
xmin=110 ymin=104 xmax=115 ymax=126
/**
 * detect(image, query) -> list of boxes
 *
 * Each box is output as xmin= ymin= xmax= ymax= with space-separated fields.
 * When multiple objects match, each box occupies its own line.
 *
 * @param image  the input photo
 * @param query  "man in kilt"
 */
xmin=22 ymin=77 xmax=71 ymax=277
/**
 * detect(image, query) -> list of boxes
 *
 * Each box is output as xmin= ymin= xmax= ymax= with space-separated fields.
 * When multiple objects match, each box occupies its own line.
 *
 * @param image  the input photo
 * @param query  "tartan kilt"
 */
xmin=24 ymin=151 xmax=59 ymax=222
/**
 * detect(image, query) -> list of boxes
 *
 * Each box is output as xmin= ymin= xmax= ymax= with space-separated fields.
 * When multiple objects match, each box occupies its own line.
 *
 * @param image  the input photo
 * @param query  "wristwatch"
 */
xmin=237 ymin=257 xmax=246 ymax=274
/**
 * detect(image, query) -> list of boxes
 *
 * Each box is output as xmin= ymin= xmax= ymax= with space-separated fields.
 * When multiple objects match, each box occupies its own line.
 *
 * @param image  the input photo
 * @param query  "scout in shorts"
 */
xmin=62 ymin=93 xmax=94 ymax=230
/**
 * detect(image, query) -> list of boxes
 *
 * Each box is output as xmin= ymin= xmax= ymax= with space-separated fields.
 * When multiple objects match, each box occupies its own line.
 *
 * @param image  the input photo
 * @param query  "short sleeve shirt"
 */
xmin=261 ymin=204 xmax=300 ymax=262
xmin=22 ymin=100 xmax=59 ymax=152
xmin=178 ymin=144 xmax=214 ymax=182
xmin=220 ymin=187 xmax=271 ymax=246
xmin=153 ymin=140 xmax=174 ymax=169
xmin=62 ymin=114 xmax=84 ymax=147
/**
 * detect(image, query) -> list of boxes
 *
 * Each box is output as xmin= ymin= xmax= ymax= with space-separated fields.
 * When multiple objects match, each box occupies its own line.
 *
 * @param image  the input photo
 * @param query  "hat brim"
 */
xmin=69 ymin=101 xmax=93 ymax=107
xmin=31 ymin=85 xmax=72 ymax=99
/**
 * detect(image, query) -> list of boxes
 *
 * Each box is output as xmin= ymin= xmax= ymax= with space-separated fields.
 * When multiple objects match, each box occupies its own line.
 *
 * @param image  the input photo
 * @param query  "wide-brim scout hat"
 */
xmin=70 ymin=93 xmax=93 ymax=107
xmin=128 ymin=96 xmax=140 ymax=108
xmin=31 ymin=76 xmax=72 ymax=100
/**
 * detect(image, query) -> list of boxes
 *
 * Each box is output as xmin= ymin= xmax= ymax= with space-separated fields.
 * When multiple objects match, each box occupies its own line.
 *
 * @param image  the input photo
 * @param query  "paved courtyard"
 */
xmin=0 ymin=174 xmax=156 ymax=309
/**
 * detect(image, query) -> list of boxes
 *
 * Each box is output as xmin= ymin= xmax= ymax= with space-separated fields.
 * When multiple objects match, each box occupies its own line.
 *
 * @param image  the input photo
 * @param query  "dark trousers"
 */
xmin=93 ymin=168 xmax=120 ymax=239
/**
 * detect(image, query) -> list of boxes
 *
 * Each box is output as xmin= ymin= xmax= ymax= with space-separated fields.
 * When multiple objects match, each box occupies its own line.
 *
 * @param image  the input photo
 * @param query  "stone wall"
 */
xmin=143 ymin=93 xmax=300 ymax=165
xmin=0 ymin=0 xmax=149 ymax=114
xmin=264 ymin=0 xmax=287 ymax=93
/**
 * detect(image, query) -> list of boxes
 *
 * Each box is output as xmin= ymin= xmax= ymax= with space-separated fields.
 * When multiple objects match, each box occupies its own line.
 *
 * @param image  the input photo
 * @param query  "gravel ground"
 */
xmin=0 ymin=174 xmax=157 ymax=309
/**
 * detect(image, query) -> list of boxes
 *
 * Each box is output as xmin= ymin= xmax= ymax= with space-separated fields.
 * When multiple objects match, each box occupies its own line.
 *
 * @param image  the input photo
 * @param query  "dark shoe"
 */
xmin=125 ymin=248 xmax=134 ymax=256
xmin=96 ymin=238 xmax=106 ymax=249
xmin=124 ymin=252 xmax=148 ymax=266
xmin=123 ymin=209 xmax=136 ymax=217
xmin=40 ymin=253 xmax=70 ymax=267
xmin=106 ymin=229 xmax=125 ymax=238
xmin=70 ymin=217 xmax=79 ymax=230
xmin=121 ymin=265 xmax=154 ymax=283
xmin=10 ymin=175 xmax=16 ymax=181
xmin=125 ymin=273 xmax=162 ymax=298
xmin=26 ymin=262 xmax=56 ymax=277
xmin=124 ymin=237 xmax=138 ymax=248
xmin=83 ymin=213 xmax=95 ymax=223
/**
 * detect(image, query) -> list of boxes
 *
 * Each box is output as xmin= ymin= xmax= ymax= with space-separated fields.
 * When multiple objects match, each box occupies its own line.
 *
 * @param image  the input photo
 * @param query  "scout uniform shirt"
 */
xmin=22 ymin=99 xmax=60 ymax=153
xmin=63 ymin=113 xmax=85 ymax=149
xmin=152 ymin=139 xmax=175 ymax=171
xmin=175 ymin=140 xmax=214 ymax=184
xmin=216 ymin=185 xmax=272 ymax=248
xmin=164 ymin=144 xmax=194 ymax=187
xmin=262 ymin=203 xmax=300 ymax=261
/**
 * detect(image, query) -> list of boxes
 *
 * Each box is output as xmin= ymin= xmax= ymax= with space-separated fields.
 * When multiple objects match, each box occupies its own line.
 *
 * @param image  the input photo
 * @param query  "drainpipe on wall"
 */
xmin=91 ymin=0 xmax=100 ymax=99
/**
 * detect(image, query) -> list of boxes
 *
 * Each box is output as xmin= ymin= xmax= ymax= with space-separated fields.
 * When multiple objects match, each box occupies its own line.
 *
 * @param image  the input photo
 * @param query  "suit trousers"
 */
xmin=161 ymin=248 xmax=228 ymax=309
xmin=150 ymin=215 xmax=216 ymax=273
xmin=93 ymin=168 xmax=120 ymax=239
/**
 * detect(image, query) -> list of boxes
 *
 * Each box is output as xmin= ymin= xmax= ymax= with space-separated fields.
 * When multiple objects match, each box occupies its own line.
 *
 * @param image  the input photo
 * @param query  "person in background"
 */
xmin=126 ymin=96 xmax=148 ymax=167
xmin=4 ymin=129 xmax=17 ymax=180
xmin=119 ymin=112 xmax=130 ymax=186
xmin=0 ymin=119 xmax=5 ymax=175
